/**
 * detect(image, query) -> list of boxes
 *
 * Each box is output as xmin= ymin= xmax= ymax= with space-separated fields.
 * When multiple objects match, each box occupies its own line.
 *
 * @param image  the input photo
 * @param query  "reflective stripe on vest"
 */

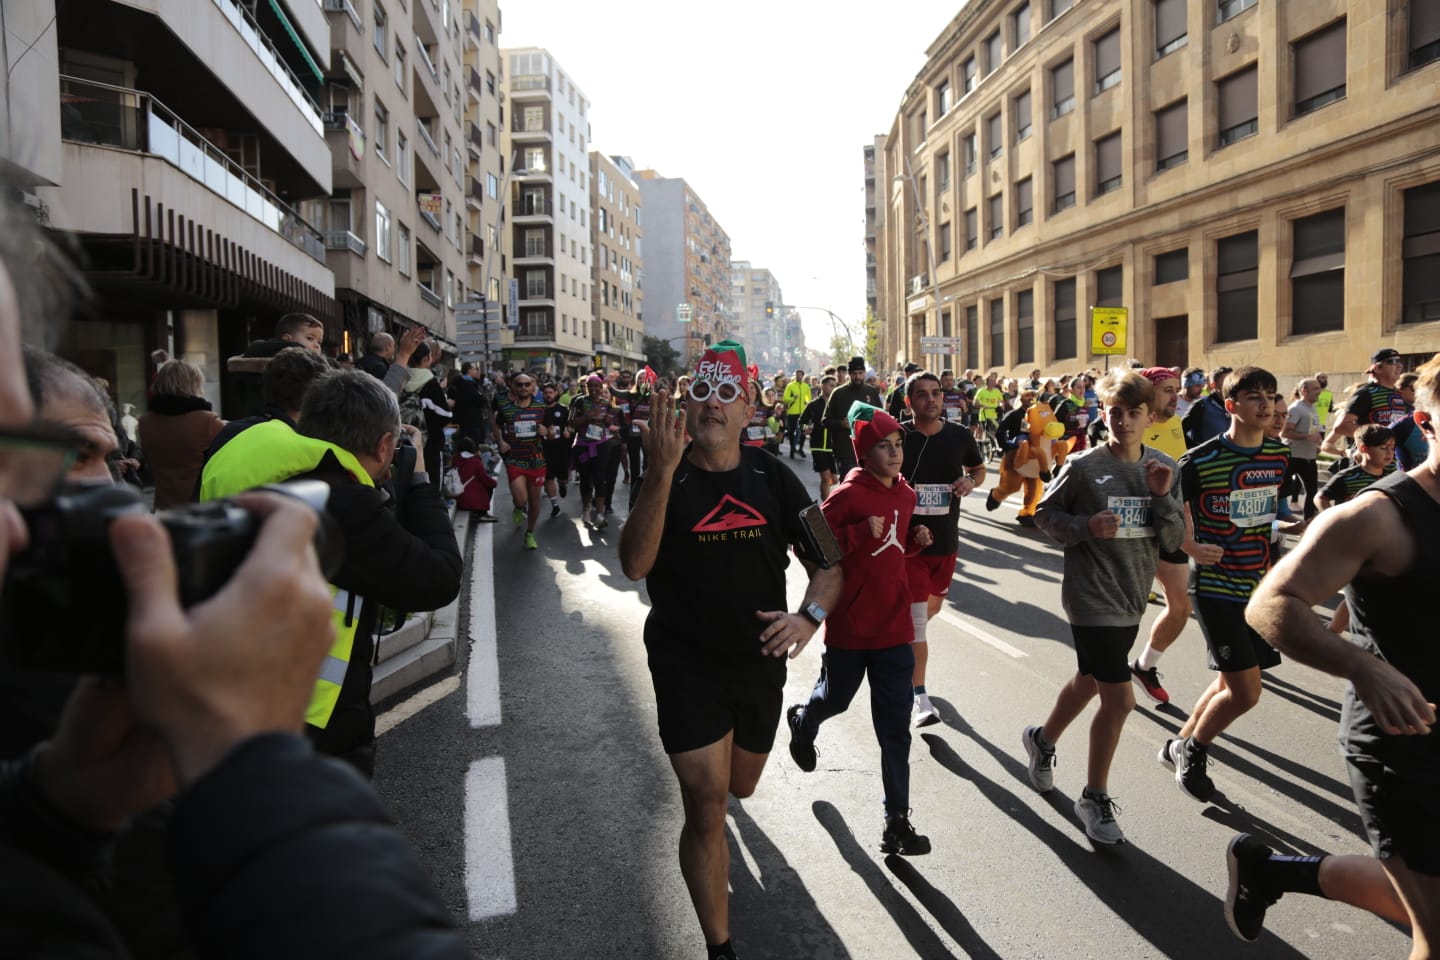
xmin=200 ymin=420 xmax=375 ymax=730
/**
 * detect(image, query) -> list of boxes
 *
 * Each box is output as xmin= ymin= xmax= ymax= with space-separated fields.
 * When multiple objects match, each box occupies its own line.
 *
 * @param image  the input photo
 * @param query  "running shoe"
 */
xmin=913 ymin=693 xmax=940 ymax=728
xmin=1074 ymin=789 xmax=1125 ymax=845
xmin=1022 ymin=725 xmax=1056 ymax=793
xmin=1225 ymin=833 xmax=1280 ymax=942
xmin=1016 ymin=514 xmax=1036 ymax=527
xmin=786 ymin=705 xmax=816 ymax=772
xmin=512 ymin=508 xmax=525 ymax=527
xmin=473 ymin=512 xmax=499 ymax=523
xmin=1129 ymin=660 xmax=1170 ymax=704
xmin=879 ymin=815 xmax=932 ymax=856
xmin=1157 ymin=737 xmax=1178 ymax=771
xmin=1170 ymin=737 xmax=1216 ymax=801
xmin=524 ymin=532 xmax=537 ymax=550
xmin=595 ymin=512 xmax=609 ymax=529
xmin=550 ymin=503 xmax=562 ymax=519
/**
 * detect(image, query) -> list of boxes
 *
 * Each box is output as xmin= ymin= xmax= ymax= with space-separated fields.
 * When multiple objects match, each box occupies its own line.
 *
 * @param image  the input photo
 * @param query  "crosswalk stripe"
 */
xmin=464 ymin=756 xmax=517 ymax=920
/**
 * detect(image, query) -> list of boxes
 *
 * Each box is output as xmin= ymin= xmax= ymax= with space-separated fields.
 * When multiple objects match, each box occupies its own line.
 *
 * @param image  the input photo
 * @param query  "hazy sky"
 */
xmin=500 ymin=1 xmax=964 ymax=351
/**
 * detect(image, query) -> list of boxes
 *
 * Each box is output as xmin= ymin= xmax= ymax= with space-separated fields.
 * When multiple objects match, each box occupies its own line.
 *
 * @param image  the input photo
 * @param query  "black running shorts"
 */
xmin=1346 ymin=754 xmax=1440 ymax=876
xmin=1194 ymin=595 xmax=1282 ymax=672
xmin=1070 ymin=623 xmax=1140 ymax=684
xmin=647 ymin=654 xmax=784 ymax=756
xmin=810 ymin=450 xmax=836 ymax=475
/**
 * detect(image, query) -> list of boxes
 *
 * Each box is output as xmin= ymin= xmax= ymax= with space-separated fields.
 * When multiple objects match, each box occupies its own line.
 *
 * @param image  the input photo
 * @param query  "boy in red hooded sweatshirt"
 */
xmin=786 ymin=401 xmax=935 ymax=855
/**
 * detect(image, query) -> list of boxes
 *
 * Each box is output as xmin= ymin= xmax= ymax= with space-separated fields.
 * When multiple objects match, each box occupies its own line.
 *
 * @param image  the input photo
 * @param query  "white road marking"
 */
xmin=938 ymin=609 xmax=1029 ymax=658
xmin=375 ymin=675 xmax=459 ymax=737
xmin=465 ymin=756 xmax=518 ymax=920
xmin=467 ymin=521 xmax=501 ymax=727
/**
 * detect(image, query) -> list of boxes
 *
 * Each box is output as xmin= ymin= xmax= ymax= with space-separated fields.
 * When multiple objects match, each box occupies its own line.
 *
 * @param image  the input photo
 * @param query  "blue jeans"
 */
xmin=795 ymin=644 xmax=915 ymax=817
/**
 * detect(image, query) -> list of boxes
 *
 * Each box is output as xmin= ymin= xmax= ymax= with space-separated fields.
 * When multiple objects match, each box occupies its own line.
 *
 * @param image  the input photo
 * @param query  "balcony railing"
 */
xmin=514 ymin=197 xmax=552 ymax=217
xmin=325 ymin=229 xmax=366 ymax=255
xmin=322 ymin=0 xmax=362 ymax=32
xmin=468 ymin=233 xmax=482 ymax=260
xmin=419 ymin=284 xmax=442 ymax=306
xmin=60 ymin=75 xmax=324 ymax=262
xmin=465 ymin=9 xmax=481 ymax=45
xmin=416 ymin=118 xmax=440 ymax=157
xmin=515 ymin=318 xmax=554 ymax=341
xmin=467 ymin=121 xmax=482 ymax=151
xmin=414 ymin=35 xmax=440 ymax=84
xmin=510 ymin=75 xmax=550 ymax=93
xmin=468 ymin=66 xmax=483 ymax=100
xmin=209 ymin=0 xmax=322 ymax=134
xmin=467 ymin=177 xmax=483 ymax=207
xmin=511 ymin=116 xmax=548 ymax=134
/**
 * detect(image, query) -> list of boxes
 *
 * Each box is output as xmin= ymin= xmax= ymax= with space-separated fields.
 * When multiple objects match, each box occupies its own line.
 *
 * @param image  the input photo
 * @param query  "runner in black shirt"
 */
xmin=540 ymin=382 xmax=570 ymax=518
xmin=901 ymin=372 xmax=985 ymax=726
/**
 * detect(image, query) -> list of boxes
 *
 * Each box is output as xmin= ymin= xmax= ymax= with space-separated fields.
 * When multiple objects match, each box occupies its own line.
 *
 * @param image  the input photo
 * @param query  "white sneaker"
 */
xmin=913 ymin=693 xmax=940 ymax=727
xmin=1022 ymin=725 xmax=1055 ymax=793
xmin=1075 ymin=789 xmax=1125 ymax=845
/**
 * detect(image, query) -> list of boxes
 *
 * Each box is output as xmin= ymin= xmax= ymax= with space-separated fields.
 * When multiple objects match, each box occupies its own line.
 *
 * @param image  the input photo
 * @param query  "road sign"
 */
xmin=919 ymin=336 xmax=963 ymax=354
xmin=1090 ymin=307 xmax=1128 ymax=356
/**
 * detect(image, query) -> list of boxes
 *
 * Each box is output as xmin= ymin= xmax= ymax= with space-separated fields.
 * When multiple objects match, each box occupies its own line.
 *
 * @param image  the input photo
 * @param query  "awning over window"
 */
xmin=268 ymin=0 xmax=324 ymax=87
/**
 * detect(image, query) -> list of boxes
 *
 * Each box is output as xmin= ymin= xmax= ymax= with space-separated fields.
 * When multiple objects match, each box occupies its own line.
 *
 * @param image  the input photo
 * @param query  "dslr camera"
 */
xmin=0 ymin=481 xmax=343 ymax=674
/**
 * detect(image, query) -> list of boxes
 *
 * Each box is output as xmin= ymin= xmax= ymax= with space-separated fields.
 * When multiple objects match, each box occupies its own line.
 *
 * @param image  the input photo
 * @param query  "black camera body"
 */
xmin=0 ymin=481 xmax=342 ymax=674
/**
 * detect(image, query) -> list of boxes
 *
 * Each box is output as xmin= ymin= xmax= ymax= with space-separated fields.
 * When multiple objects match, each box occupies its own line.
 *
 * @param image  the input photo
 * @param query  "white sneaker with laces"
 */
xmin=913 ymin=693 xmax=940 ymax=727
xmin=1022 ymin=725 xmax=1056 ymax=793
xmin=1075 ymin=789 xmax=1125 ymax=845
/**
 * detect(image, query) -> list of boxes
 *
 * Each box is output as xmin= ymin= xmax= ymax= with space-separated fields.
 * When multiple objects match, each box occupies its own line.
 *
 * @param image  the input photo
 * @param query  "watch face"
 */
xmin=805 ymin=602 xmax=826 ymax=622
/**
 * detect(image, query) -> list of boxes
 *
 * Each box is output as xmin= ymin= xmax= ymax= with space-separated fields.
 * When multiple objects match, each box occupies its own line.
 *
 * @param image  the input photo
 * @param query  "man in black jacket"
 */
xmin=823 ymin=357 xmax=883 ymax=478
xmin=451 ymin=361 xmax=491 ymax=444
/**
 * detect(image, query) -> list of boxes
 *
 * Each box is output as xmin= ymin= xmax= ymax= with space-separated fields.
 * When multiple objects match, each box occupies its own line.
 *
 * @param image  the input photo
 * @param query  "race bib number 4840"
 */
xmin=1107 ymin=496 xmax=1153 ymax=539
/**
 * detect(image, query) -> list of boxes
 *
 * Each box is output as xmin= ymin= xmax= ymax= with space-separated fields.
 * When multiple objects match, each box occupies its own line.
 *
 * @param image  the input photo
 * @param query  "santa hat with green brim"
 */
xmin=848 ymin=401 xmax=903 ymax=459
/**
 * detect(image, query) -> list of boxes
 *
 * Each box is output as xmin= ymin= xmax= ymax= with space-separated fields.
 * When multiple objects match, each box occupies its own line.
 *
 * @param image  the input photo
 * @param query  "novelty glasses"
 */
xmin=687 ymin=378 xmax=744 ymax=404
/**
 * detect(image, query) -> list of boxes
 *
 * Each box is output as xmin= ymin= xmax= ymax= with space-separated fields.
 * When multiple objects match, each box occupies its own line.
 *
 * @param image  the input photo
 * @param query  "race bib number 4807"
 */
xmin=1228 ymin=486 xmax=1278 ymax=528
xmin=1107 ymin=496 xmax=1153 ymax=539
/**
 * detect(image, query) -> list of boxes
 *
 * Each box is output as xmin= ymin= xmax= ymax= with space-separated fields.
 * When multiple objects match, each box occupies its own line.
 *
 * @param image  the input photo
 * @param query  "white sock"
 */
xmin=911 ymin=603 xmax=928 ymax=645
xmin=1137 ymin=643 xmax=1164 ymax=670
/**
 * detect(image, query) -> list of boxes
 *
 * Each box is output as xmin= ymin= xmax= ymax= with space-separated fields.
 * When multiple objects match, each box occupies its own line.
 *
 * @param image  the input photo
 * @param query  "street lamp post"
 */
xmin=787 ymin=304 xmax=859 ymax=363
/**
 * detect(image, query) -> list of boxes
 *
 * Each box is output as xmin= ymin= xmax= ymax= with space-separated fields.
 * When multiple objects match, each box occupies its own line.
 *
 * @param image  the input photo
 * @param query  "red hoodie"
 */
xmin=453 ymin=452 xmax=498 ymax=512
xmin=821 ymin=467 xmax=924 ymax=650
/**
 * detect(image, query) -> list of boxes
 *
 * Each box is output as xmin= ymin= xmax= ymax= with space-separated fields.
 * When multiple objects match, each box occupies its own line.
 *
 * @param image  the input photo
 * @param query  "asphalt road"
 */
xmin=372 ymin=449 xmax=1410 ymax=960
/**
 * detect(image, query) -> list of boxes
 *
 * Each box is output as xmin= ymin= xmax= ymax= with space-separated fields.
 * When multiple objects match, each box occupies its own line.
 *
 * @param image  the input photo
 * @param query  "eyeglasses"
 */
xmin=687 ymin=378 xmax=744 ymax=404
xmin=1382 ymin=358 xmax=1405 ymax=366
xmin=0 ymin=424 xmax=84 ymax=507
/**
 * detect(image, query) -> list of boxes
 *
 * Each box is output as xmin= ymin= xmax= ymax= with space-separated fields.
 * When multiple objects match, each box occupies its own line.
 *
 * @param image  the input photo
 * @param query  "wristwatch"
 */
xmin=800 ymin=601 xmax=827 ymax=627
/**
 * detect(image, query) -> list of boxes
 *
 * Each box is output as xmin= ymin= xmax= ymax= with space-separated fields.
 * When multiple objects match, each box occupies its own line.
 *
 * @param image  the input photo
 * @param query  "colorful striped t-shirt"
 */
xmin=1179 ymin=434 xmax=1290 ymax=603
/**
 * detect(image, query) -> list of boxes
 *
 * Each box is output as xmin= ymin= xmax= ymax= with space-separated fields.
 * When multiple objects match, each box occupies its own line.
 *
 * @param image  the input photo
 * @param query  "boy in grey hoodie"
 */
xmin=1021 ymin=369 xmax=1185 ymax=844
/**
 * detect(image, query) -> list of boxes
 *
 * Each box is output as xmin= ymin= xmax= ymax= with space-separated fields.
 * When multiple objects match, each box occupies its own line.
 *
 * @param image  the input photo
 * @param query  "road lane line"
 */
xmin=938 ymin=609 xmax=1029 ymax=658
xmin=467 ymin=521 xmax=501 ymax=727
xmin=465 ymin=756 xmax=517 ymax=920
xmin=375 ymin=675 xmax=460 ymax=737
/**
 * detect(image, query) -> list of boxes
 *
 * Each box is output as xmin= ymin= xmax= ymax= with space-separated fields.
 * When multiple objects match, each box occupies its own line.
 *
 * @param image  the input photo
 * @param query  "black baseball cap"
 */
xmin=1371 ymin=347 xmax=1401 ymax=363
xmin=848 ymin=356 xmax=866 ymax=372
xmin=903 ymin=362 xmax=922 ymax=374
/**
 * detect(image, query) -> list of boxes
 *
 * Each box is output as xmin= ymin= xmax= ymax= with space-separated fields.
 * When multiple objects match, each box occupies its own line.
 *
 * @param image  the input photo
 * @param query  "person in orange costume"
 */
xmin=986 ymin=392 xmax=1073 ymax=526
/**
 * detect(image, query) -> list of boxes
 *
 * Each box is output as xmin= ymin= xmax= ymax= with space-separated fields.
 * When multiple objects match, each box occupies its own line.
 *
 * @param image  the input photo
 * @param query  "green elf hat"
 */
xmin=847 ymin=400 xmax=904 ymax=460
xmin=694 ymin=339 xmax=751 ymax=389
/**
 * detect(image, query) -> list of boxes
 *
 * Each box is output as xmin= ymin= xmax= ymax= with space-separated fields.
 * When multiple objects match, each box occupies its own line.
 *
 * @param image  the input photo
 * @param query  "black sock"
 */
xmin=706 ymin=939 xmax=737 ymax=960
xmin=1266 ymin=854 xmax=1326 ymax=897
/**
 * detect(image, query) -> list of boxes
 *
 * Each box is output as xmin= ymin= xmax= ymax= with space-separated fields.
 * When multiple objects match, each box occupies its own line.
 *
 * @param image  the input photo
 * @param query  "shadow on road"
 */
xmin=883 ymin=856 xmax=1004 ymax=960
xmin=1261 ymin=675 xmax=1343 ymax=723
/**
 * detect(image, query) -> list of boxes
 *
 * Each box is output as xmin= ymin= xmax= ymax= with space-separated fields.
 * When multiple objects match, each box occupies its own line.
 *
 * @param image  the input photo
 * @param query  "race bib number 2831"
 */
xmin=915 ymin=483 xmax=952 ymax=516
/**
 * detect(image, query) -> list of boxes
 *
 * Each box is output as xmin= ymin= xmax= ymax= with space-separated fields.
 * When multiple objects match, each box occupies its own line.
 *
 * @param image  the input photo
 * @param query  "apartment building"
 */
xmin=864 ymin=138 xmax=890 ymax=363
xmin=730 ymin=262 xmax=785 ymax=369
xmin=501 ymin=47 xmax=594 ymax=377
xmin=634 ymin=170 xmax=733 ymax=365
xmin=21 ymin=0 xmax=335 ymax=414
xmin=589 ymin=152 xmax=645 ymax=370
xmin=319 ymin=0 xmax=472 ymax=361
xmin=877 ymin=0 xmax=1440 ymax=384
xmin=457 ymin=0 xmax=505 ymax=370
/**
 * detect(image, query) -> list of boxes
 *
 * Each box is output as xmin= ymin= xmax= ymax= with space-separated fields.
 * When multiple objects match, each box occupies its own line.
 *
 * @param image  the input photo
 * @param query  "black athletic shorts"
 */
xmin=646 ymin=653 xmax=784 ymax=756
xmin=811 ymin=450 xmax=836 ymax=475
xmin=1070 ymin=623 xmax=1140 ymax=684
xmin=1346 ymin=754 xmax=1440 ymax=876
xmin=1194 ymin=595 xmax=1281 ymax=672
xmin=1158 ymin=547 xmax=1188 ymax=566
xmin=542 ymin=441 xmax=569 ymax=483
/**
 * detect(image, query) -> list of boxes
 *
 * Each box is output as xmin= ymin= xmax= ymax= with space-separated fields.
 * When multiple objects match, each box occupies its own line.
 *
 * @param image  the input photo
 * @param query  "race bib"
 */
xmin=1107 ymin=496 xmax=1153 ymax=539
xmin=945 ymin=406 xmax=962 ymax=421
xmin=585 ymin=423 xmax=606 ymax=442
xmin=631 ymin=419 xmax=648 ymax=436
xmin=513 ymin=419 xmax=537 ymax=439
xmin=915 ymin=483 xmax=953 ymax=516
xmin=1228 ymin=486 xmax=1278 ymax=527
xmin=745 ymin=425 xmax=765 ymax=441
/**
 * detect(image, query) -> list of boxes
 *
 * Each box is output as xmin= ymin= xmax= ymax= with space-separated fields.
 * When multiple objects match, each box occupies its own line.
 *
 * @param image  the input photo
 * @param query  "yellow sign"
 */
xmin=1091 ymin=307 xmax=1128 ymax=356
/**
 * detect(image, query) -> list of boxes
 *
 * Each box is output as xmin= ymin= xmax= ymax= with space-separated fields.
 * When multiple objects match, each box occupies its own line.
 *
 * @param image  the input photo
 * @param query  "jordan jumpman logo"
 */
xmin=871 ymin=509 xmax=904 ymax=556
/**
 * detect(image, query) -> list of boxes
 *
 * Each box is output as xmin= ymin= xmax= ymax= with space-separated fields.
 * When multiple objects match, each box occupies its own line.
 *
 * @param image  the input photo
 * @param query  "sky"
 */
xmin=500 ymin=0 xmax=965 ymax=352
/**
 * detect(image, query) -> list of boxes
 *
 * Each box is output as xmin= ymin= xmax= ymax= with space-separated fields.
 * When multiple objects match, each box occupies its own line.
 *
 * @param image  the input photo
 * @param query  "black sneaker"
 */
xmin=880 ymin=815 xmax=932 ymax=856
xmin=1225 ymin=833 xmax=1280 ymax=942
xmin=550 ymin=503 xmax=562 ymax=519
xmin=786 ymin=705 xmax=816 ymax=772
xmin=559 ymin=483 xmax=568 ymax=498
xmin=1173 ymin=737 xmax=1216 ymax=802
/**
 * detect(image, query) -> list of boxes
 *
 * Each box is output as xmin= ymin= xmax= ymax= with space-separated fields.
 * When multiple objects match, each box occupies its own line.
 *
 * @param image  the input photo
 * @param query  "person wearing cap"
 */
xmin=1182 ymin=365 xmax=1234 ymax=448
xmin=1176 ymin=367 xmax=1206 ymax=419
xmin=619 ymin=339 xmax=843 ymax=960
xmin=1322 ymin=348 xmax=1412 ymax=460
xmin=786 ymin=401 xmax=935 ymax=857
xmin=822 ymin=356 xmax=884 ymax=479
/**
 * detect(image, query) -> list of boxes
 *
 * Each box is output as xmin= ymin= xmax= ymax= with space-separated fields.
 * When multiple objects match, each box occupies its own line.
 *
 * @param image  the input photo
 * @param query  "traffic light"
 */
xmin=765 ymin=301 xmax=774 ymax=319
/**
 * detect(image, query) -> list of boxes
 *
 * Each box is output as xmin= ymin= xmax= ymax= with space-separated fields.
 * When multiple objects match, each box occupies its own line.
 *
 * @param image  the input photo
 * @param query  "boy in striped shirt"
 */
xmin=1318 ymin=425 xmax=1395 ymax=511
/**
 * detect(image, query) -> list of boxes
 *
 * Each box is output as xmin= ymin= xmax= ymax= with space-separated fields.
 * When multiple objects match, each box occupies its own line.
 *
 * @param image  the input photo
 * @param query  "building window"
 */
xmin=1016 ymin=288 xmax=1034 ymax=363
xmin=965 ymin=208 xmax=978 ymax=250
xmin=487 ymin=71 xmax=497 ymax=95
xmin=484 ymin=19 xmax=495 ymax=43
xmin=936 ymin=80 xmax=952 ymax=116
xmin=394 ymin=44 xmax=406 ymax=91
xmin=1094 ymin=131 xmax=1122 ymax=196
xmin=963 ymin=56 xmax=978 ymax=94
xmin=1096 ymin=265 xmax=1124 ymax=309
xmin=526 ymin=270 xmax=547 ymax=299
xmin=1403 ymin=181 xmax=1440 ymax=324
xmin=374 ymin=101 xmax=388 ymax=162
xmin=987 ymin=112 xmax=1003 ymax=158
xmin=937 ymin=152 xmax=951 ymax=192
xmin=397 ymin=131 xmax=409 ymax=184
xmin=965 ymin=304 xmax=980 ymax=369
xmin=1293 ymin=20 xmax=1347 ymax=116
xmin=1217 ymin=66 xmax=1258 ymax=146
xmin=1051 ymin=59 xmax=1075 ymax=117
xmin=397 ymin=222 xmax=411 ymax=275
xmin=939 ymin=222 xmax=952 ymax=262
xmin=988 ymin=193 xmax=1004 ymax=240
xmin=373 ymin=3 xmax=387 ymax=59
xmin=1013 ymin=3 xmax=1031 ymax=47
xmin=1016 ymin=177 xmax=1033 ymax=227
xmin=1155 ymin=99 xmax=1188 ymax=170
xmin=1015 ymin=89 xmax=1032 ymax=141
xmin=989 ymin=298 xmax=1005 ymax=367
xmin=487 ymin=121 xmax=497 ymax=146
xmin=1411 ymin=1 xmax=1440 ymax=69
xmin=375 ymin=201 xmax=392 ymax=262
xmin=964 ymin=134 xmax=977 ymax=174
xmin=487 ymin=173 xmax=499 ymax=199
xmin=1217 ymin=0 xmax=1255 ymax=24
xmin=1052 ymin=278 xmax=1076 ymax=360
xmin=986 ymin=30 xmax=1003 ymax=74
xmin=1094 ymin=27 xmax=1121 ymax=93
xmin=1216 ymin=231 xmax=1259 ymax=342
xmin=915 ymin=110 xmax=928 ymax=139
xmin=1155 ymin=0 xmax=1188 ymax=58
xmin=1291 ymin=208 xmax=1346 ymax=334
xmin=1154 ymin=248 xmax=1189 ymax=284
xmin=1050 ymin=0 xmax=1074 ymax=20
xmin=1053 ymin=154 xmax=1076 ymax=211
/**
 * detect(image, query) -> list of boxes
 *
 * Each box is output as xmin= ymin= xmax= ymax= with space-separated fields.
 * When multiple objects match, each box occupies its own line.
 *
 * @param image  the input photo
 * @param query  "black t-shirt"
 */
xmin=644 ymin=446 xmax=814 ymax=670
xmin=902 ymin=422 xmax=983 ymax=555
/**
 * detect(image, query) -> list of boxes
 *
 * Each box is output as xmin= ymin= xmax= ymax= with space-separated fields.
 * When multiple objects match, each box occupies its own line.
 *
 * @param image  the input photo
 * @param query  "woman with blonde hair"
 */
xmin=138 ymin=357 xmax=224 ymax=508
